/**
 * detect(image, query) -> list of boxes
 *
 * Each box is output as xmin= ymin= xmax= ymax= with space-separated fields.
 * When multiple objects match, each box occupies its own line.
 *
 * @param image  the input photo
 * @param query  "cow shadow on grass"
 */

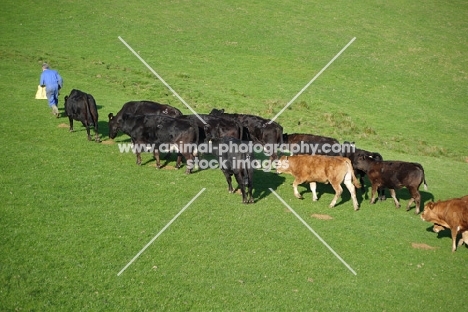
xmin=369 ymin=188 xmax=434 ymax=213
xmin=425 ymin=226 xmax=452 ymax=239
xmin=253 ymin=170 xmax=286 ymax=202
xmin=424 ymin=226 xmax=468 ymax=250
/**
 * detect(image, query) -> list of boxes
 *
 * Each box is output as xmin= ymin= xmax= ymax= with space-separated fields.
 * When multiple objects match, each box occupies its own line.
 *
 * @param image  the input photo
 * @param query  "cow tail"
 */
xmin=83 ymin=95 xmax=97 ymax=126
xmin=347 ymin=159 xmax=361 ymax=189
xmin=237 ymin=120 xmax=244 ymax=140
xmin=189 ymin=118 xmax=199 ymax=155
xmin=89 ymin=95 xmax=99 ymax=127
xmin=243 ymin=154 xmax=250 ymax=186
xmin=421 ymin=167 xmax=428 ymax=191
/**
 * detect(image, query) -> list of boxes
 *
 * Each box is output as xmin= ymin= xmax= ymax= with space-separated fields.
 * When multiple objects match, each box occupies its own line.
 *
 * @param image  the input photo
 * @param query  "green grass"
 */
xmin=1 ymin=0 xmax=468 ymax=310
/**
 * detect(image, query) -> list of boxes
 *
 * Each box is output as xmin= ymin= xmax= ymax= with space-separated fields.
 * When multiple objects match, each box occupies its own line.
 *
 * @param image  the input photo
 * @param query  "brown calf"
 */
xmin=276 ymin=155 xmax=361 ymax=210
xmin=421 ymin=196 xmax=468 ymax=252
xmin=353 ymin=151 xmax=427 ymax=213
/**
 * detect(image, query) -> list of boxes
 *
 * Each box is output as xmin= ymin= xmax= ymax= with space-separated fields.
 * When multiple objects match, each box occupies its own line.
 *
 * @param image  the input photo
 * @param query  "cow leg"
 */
xmin=450 ymin=227 xmax=458 ymax=252
xmin=407 ymin=187 xmax=421 ymax=214
xmin=234 ymin=171 xmax=247 ymax=203
xmin=68 ymin=116 xmax=74 ymax=132
xmin=329 ymin=182 xmax=343 ymax=208
xmin=459 ymin=231 xmax=468 ymax=247
xmin=247 ymin=173 xmax=254 ymax=203
xmin=94 ymin=125 xmax=100 ymax=142
xmin=223 ymin=170 xmax=234 ymax=193
xmin=378 ymin=187 xmax=386 ymax=201
xmin=82 ymin=122 xmax=92 ymax=141
xmin=344 ymin=179 xmax=359 ymax=211
xmin=293 ymin=180 xmax=304 ymax=199
xmin=183 ymin=154 xmax=193 ymax=174
xmin=154 ymin=150 xmax=161 ymax=169
xmin=309 ymin=182 xmax=318 ymax=201
xmin=389 ymin=189 xmax=401 ymax=208
xmin=369 ymin=185 xmax=378 ymax=204
xmin=136 ymin=152 xmax=142 ymax=165
xmin=175 ymin=153 xmax=183 ymax=169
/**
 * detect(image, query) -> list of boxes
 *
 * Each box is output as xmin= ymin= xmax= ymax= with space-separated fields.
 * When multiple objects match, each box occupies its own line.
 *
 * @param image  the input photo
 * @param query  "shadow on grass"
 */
xmin=290 ymin=182 xmax=359 ymax=209
xmin=425 ymin=226 xmax=452 ymax=240
xmin=253 ymin=170 xmax=286 ymax=202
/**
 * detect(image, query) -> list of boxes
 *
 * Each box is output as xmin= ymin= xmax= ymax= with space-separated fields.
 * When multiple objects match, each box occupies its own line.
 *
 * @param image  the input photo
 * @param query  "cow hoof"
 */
xmin=329 ymin=205 xmax=335 ymax=208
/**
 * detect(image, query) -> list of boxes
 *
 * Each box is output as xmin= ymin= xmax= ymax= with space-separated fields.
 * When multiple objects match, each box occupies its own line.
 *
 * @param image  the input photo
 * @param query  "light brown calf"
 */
xmin=421 ymin=196 xmax=468 ymax=252
xmin=276 ymin=155 xmax=361 ymax=210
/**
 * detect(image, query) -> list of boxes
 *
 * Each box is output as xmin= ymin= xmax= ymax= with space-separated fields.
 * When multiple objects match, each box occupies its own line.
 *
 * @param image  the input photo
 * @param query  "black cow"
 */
xmin=209 ymin=108 xmax=283 ymax=160
xmin=353 ymin=151 xmax=428 ymax=213
xmin=64 ymin=89 xmax=100 ymax=142
xmin=108 ymin=101 xmax=182 ymax=139
xmin=282 ymin=133 xmax=340 ymax=156
xmin=208 ymin=137 xmax=254 ymax=204
xmin=341 ymin=142 xmax=385 ymax=200
xmin=178 ymin=114 xmax=243 ymax=144
xmin=109 ymin=114 xmax=198 ymax=174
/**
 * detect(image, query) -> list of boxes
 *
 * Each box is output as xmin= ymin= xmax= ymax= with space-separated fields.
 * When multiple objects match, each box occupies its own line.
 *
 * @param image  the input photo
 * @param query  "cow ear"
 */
xmin=108 ymin=113 xmax=114 ymax=120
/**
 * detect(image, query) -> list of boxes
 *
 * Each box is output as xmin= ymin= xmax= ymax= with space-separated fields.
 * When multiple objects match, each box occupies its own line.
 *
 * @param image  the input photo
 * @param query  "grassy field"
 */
xmin=1 ymin=0 xmax=467 ymax=310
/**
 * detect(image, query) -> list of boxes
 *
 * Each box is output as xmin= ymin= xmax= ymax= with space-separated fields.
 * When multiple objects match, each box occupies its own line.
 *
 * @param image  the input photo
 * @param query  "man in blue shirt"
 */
xmin=40 ymin=63 xmax=63 ymax=118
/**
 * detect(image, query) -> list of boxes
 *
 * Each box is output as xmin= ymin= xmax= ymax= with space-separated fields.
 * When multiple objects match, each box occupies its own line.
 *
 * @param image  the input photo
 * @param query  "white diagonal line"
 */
xmin=117 ymin=188 xmax=206 ymax=276
xmin=269 ymin=188 xmax=357 ymax=275
xmin=118 ymin=36 xmax=207 ymax=125
xmin=268 ymin=37 xmax=356 ymax=124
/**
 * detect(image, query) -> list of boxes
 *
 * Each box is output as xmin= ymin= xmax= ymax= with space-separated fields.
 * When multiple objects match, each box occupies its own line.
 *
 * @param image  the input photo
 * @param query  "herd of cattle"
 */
xmin=63 ymin=89 xmax=468 ymax=252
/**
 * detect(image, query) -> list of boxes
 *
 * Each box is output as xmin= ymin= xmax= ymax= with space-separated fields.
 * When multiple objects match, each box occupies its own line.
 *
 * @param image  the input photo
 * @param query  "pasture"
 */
xmin=1 ymin=0 xmax=467 ymax=310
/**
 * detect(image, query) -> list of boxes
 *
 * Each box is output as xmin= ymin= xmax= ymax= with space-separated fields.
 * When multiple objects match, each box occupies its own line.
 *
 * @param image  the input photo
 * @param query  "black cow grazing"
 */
xmin=109 ymin=114 xmax=198 ymax=174
xmin=108 ymin=101 xmax=182 ymax=139
xmin=341 ymin=142 xmax=385 ymax=200
xmin=208 ymin=137 xmax=254 ymax=204
xmin=282 ymin=133 xmax=340 ymax=156
xmin=209 ymin=108 xmax=283 ymax=160
xmin=353 ymin=151 xmax=428 ymax=214
xmin=64 ymin=89 xmax=100 ymax=142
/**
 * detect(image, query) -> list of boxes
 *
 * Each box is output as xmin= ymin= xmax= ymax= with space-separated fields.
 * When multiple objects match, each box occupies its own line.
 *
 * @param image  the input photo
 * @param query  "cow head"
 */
xmin=108 ymin=113 xmax=119 ymax=139
xmin=353 ymin=151 xmax=373 ymax=172
xmin=275 ymin=156 xmax=291 ymax=175
xmin=420 ymin=201 xmax=437 ymax=222
xmin=209 ymin=108 xmax=225 ymax=116
xmin=203 ymin=124 xmax=214 ymax=142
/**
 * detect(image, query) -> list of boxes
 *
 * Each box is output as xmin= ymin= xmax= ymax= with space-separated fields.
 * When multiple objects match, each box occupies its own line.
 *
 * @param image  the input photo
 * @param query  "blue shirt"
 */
xmin=40 ymin=69 xmax=63 ymax=90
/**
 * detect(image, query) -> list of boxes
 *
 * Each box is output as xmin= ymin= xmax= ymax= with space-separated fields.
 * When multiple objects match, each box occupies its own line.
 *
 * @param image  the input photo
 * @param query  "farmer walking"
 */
xmin=40 ymin=63 xmax=63 ymax=117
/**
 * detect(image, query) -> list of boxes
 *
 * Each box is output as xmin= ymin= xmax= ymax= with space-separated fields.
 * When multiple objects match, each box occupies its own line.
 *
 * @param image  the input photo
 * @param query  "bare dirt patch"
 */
xmin=101 ymin=140 xmax=115 ymax=145
xmin=411 ymin=243 xmax=438 ymax=250
xmin=57 ymin=123 xmax=68 ymax=128
xmin=311 ymin=214 xmax=333 ymax=220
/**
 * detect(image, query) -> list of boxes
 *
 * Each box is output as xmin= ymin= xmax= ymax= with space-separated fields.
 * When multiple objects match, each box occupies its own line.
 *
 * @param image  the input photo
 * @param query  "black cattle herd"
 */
xmin=63 ymin=88 xmax=428 ymax=209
